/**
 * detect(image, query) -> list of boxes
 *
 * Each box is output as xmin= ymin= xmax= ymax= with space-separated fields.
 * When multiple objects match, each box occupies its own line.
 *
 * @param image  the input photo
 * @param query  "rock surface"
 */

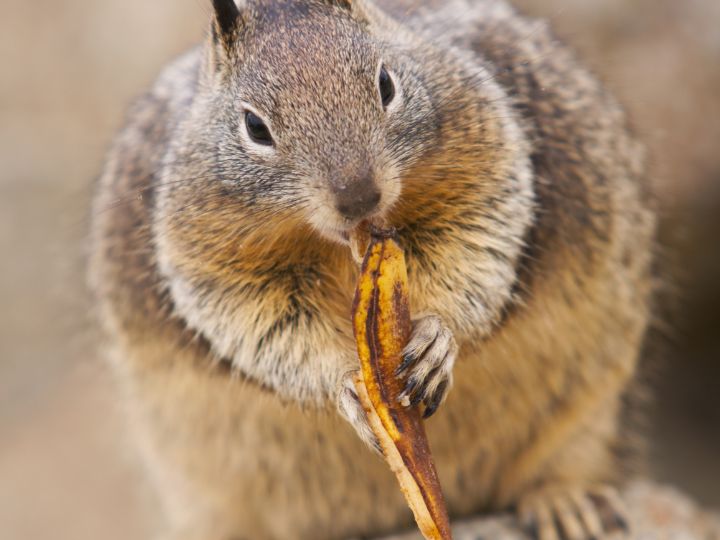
xmin=379 ymin=481 xmax=720 ymax=540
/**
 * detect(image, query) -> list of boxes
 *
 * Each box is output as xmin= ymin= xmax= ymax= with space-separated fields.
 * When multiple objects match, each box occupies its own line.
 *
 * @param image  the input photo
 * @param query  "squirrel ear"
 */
xmin=328 ymin=0 xmax=353 ymax=8
xmin=348 ymin=0 xmax=397 ymax=31
xmin=212 ymin=0 xmax=245 ymax=43
xmin=323 ymin=0 xmax=395 ymax=30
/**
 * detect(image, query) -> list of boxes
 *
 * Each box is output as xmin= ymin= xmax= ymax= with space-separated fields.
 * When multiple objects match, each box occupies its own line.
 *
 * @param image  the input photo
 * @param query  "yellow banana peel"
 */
xmin=351 ymin=228 xmax=452 ymax=540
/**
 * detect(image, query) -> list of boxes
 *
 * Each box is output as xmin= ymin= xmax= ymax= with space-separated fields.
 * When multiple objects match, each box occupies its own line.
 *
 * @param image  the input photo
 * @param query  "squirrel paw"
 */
xmin=396 ymin=314 xmax=457 ymax=418
xmin=336 ymin=371 xmax=382 ymax=455
xmin=519 ymin=484 xmax=630 ymax=540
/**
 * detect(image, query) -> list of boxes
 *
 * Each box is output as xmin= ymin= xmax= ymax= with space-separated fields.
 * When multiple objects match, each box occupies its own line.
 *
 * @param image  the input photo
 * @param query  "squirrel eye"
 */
xmin=245 ymin=111 xmax=273 ymax=146
xmin=378 ymin=66 xmax=395 ymax=109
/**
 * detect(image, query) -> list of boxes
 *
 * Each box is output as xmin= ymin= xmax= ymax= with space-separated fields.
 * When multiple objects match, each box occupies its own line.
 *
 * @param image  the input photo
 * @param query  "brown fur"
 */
xmin=89 ymin=0 xmax=656 ymax=538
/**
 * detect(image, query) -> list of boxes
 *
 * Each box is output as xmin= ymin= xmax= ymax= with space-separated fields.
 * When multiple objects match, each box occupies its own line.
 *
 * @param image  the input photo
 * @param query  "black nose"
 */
xmin=334 ymin=178 xmax=381 ymax=220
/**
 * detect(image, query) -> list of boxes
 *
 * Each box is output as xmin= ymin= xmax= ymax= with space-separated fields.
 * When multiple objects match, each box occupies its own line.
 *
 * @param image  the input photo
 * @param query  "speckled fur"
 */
xmin=89 ymin=1 xmax=656 ymax=538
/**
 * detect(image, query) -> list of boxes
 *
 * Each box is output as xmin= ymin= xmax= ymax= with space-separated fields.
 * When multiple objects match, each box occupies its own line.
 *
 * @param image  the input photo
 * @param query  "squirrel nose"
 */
xmin=334 ymin=177 xmax=381 ymax=221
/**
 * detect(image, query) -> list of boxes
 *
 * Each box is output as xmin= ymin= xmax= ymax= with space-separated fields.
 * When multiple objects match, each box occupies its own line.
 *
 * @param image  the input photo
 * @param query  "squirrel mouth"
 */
xmin=346 ymin=218 xmax=390 ymax=263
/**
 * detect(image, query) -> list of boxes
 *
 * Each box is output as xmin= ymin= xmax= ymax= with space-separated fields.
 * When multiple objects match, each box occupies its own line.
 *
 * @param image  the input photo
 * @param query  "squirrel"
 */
xmin=89 ymin=0 xmax=656 ymax=539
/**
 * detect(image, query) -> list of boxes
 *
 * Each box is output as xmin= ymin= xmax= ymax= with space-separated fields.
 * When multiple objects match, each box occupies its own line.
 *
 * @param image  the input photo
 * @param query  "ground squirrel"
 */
xmin=89 ymin=1 xmax=656 ymax=539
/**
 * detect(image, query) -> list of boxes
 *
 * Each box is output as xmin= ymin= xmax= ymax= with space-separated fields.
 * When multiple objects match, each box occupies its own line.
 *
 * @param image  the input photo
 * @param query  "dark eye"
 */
xmin=245 ymin=111 xmax=273 ymax=146
xmin=378 ymin=66 xmax=395 ymax=108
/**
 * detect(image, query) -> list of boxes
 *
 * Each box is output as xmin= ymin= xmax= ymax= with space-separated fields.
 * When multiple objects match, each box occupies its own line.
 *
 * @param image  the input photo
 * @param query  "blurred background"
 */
xmin=0 ymin=0 xmax=718 ymax=538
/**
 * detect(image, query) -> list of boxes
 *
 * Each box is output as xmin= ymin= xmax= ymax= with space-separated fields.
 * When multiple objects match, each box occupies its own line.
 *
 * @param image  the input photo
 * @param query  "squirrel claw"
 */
xmin=397 ymin=314 xmax=456 ymax=417
xmin=336 ymin=372 xmax=382 ymax=455
xmin=519 ymin=484 xmax=630 ymax=540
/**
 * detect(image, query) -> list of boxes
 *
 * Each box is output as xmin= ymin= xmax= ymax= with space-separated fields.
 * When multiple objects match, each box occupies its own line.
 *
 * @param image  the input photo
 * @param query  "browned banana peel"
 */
xmin=351 ymin=228 xmax=452 ymax=540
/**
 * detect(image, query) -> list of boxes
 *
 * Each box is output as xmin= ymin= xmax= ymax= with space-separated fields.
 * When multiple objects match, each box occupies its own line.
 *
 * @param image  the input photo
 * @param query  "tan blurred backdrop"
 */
xmin=1 ymin=1 xmax=718 ymax=539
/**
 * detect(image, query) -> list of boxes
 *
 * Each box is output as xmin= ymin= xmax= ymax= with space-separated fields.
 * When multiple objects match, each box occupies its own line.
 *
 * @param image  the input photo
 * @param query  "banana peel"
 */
xmin=351 ymin=228 xmax=452 ymax=540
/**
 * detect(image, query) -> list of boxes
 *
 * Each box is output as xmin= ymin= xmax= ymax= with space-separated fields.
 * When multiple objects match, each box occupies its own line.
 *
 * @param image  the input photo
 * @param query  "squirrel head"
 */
xmin=159 ymin=0 xmax=449 ymax=246
xmin=156 ymin=0 xmax=531 ymax=287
